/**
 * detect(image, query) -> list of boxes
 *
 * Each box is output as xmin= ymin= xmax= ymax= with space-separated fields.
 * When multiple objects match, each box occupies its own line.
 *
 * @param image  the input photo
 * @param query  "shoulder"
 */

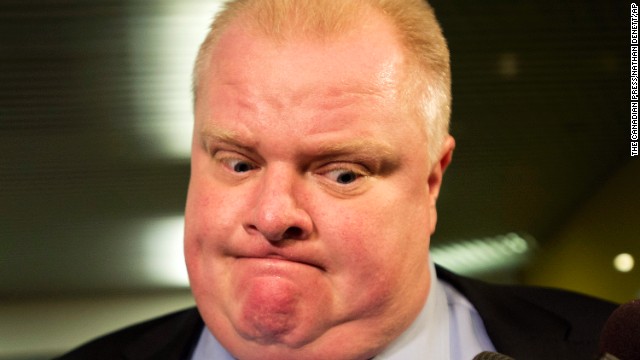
xmin=498 ymin=281 xmax=617 ymax=341
xmin=55 ymin=307 xmax=203 ymax=360
xmin=436 ymin=264 xmax=617 ymax=322
xmin=505 ymin=282 xmax=616 ymax=321
xmin=436 ymin=265 xmax=617 ymax=359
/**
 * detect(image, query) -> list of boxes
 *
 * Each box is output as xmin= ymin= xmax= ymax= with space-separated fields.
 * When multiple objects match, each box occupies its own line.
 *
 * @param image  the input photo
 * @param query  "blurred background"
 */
xmin=0 ymin=1 xmax=635 ymax=359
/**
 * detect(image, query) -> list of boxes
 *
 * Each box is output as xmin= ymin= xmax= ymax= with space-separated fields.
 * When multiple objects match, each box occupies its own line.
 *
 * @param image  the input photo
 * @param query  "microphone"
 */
xmin=472 ymin=351 xmax=514 ymax=360
xmin=598 ymin=298 xmax=640 ymax=360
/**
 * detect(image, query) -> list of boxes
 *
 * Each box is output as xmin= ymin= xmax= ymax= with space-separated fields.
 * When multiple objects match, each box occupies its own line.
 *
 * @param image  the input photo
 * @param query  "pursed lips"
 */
xmin=235 ymin=252 xmax=326 ymax=273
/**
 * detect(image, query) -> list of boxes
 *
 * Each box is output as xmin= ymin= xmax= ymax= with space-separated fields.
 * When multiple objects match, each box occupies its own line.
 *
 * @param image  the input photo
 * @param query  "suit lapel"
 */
xmin=123 ymin=308 xmax=204 ymax=360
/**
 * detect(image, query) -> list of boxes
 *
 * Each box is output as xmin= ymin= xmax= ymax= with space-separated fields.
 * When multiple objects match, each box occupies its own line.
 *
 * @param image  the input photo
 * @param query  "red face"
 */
xmin=185 ymin=14 xmax=454 ymax=360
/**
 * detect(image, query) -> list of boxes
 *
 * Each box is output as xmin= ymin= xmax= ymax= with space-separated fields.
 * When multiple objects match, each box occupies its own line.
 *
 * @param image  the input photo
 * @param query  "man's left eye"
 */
xmin=325 ymin=169 xmax=363 ymax=185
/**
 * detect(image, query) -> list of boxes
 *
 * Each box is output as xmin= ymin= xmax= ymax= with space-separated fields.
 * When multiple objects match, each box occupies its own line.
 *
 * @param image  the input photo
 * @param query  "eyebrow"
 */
xmin=304 ymin=139 xmax=401 ymax=176
xmin=200 ymin=124 xmax=238 ymax=141
xmin=198 ymin=124 xmax=258 ymax=151
xmin=198 ymin=123 xmax=400 ymax=171
xmin=309 ymin=139 xmax=396 ymax=161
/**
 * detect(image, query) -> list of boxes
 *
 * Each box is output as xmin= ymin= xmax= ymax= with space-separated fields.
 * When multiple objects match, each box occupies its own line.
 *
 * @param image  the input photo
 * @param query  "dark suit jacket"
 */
xmin=56 ymin=266 xmax=617 ymax=360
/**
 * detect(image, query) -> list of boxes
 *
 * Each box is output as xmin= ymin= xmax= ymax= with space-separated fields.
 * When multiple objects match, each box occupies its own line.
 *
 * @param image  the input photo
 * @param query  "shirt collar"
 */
xmin=373 ymin=259 xmax=450 ymax=359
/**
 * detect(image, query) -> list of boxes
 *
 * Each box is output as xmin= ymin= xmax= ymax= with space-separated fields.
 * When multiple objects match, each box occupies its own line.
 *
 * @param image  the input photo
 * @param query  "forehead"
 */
xmin=194 ymin=12 xmax=428 ymax=151
xmin=203 ymin=11 xmax=408 ymax=97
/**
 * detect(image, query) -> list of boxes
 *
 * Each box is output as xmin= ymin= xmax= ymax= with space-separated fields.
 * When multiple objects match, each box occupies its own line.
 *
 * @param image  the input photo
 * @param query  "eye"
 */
xmin=225 ymin=158 xmax=257 ymax=173
xmin=324 ymin=168 xmax=365 ymax=185
xmin=212 ymin=150 xmax=259 ymax=175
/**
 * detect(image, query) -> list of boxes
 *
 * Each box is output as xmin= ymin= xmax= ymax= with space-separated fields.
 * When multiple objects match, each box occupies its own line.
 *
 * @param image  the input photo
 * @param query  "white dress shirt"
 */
xmin=191 ymin=260 xmax=495 ymax=360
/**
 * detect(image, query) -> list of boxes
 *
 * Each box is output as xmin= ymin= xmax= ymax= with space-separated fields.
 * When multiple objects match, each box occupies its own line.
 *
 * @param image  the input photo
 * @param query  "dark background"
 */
xmin=0 ymin=1 xmax=636 ymax=358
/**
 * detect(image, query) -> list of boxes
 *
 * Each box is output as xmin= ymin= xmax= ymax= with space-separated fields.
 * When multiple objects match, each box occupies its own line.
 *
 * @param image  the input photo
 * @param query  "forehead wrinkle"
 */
xmin=314 ymin=83 xmax=390 ymax=110
xmin=220 ymin=75 xmax=389 ymax=117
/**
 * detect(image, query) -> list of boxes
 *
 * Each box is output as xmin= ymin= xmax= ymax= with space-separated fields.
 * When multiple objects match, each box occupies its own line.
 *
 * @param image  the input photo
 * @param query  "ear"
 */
xmin=427 ymin=135 xmax=455 ymax=235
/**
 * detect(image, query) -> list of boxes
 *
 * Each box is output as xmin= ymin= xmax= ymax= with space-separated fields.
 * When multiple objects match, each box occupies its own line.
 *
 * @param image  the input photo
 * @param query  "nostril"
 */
xmin=282 ymin=226 xmax=304 ymax=240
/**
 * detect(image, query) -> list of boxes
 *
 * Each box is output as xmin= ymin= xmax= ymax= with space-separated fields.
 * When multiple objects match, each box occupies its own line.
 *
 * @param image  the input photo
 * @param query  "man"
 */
xmin=58 ymin=0 xmax=616 ymax=359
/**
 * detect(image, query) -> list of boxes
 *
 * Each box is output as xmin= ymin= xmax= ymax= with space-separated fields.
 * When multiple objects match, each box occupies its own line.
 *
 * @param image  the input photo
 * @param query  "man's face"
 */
xmin=185 ymin=14 xmax=453 ymax=360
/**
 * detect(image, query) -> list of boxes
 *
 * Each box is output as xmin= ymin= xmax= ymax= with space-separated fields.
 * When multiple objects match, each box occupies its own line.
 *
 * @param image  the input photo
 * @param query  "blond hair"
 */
xmin=193 ymin=0 xmax=450 ymax=164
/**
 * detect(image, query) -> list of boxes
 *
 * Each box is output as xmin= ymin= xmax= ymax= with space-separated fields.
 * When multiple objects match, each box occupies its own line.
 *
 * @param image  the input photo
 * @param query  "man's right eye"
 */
xmin=225 ymin=158 xmax=256 ymax=173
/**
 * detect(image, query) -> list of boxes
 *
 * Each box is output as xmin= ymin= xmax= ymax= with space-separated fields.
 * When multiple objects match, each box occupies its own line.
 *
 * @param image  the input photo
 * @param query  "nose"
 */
xmin=245 ymin=167 xmax=313 ymax=242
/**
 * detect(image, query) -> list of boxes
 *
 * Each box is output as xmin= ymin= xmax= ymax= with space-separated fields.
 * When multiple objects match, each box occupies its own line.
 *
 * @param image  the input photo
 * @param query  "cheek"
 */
xmin=319 ymin=191 xmax=431 ymax=311
xmin=184 ymin=181 xmax=213 ymax=280
xmin=184 ymin=176 xmax=241 ymax=287
xmin=185 ymin=174 xmax=244 ymax=243
xmin=185 ymin=178 xmax=243 ymax=325
xmin=332 ymin=186 xmax=431 ymax=258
